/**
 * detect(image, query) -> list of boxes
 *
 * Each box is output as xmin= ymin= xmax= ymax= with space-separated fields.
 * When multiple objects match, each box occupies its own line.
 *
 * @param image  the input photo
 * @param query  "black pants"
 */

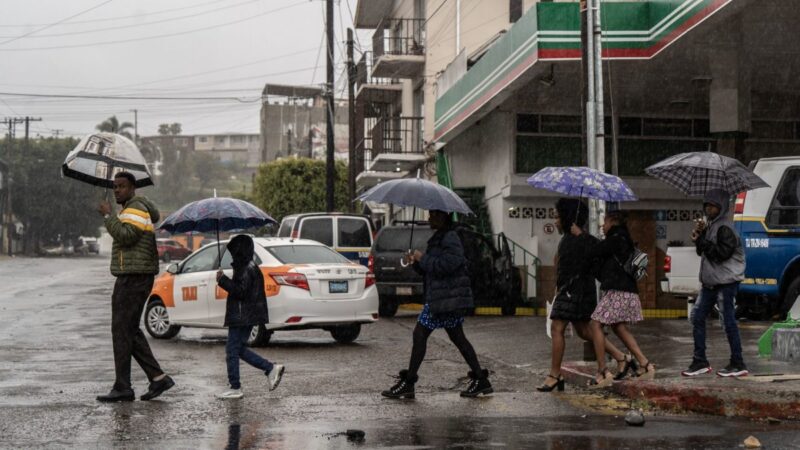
xmin=407 ymin=323 xmax=482 ymax=378
xmin=111 ymin=274 xmax=163 ymax=392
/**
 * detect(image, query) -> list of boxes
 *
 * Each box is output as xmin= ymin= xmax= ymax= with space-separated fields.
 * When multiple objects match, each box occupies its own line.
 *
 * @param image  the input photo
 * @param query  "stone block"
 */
xmin=772 ymin=328 xmax=800 ymax=362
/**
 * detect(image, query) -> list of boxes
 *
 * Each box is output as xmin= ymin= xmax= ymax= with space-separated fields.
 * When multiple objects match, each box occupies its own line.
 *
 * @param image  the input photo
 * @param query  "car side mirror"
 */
xmin=166 ymin=263 xmax=179 ymax=274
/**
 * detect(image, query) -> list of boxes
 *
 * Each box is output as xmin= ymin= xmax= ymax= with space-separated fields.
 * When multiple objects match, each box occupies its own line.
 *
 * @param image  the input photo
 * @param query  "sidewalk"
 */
xmin=561 ymin=320 xmax=800 ymax=420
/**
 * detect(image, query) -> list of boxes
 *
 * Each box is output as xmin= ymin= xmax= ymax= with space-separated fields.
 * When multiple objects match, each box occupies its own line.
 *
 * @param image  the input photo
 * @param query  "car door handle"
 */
xmin=198 ymin=283 xmax=208 ymax=287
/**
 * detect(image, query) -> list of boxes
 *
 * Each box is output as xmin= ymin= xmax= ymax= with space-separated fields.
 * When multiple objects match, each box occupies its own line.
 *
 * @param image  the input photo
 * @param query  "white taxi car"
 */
xmin=144 ymin=237 xmax=378 ymax=346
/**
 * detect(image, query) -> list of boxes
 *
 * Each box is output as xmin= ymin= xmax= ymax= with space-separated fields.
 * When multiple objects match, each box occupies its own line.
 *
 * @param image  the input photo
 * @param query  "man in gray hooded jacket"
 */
xmin=682 ymin=189 xmax=748 ymax=378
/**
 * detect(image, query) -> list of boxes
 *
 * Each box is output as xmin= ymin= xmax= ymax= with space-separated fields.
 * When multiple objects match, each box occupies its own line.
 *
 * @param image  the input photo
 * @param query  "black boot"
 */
xmin=461 ymin=369 xmax=493 ymax=397
xmin=381 ymin=370 xmax=417 ymax=399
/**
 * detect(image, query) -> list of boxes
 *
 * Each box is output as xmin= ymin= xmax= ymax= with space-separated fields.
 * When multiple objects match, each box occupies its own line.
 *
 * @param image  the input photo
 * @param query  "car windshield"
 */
xmin=375 ymin=227 xmax=435 ymax=252
xmin=265 ymin=244 xmax=350 ymax=264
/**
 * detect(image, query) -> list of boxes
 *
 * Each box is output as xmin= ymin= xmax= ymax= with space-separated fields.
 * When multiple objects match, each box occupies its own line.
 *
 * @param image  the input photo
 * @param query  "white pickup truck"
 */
xmin=661 ymin=156 xmax=800 ymax=320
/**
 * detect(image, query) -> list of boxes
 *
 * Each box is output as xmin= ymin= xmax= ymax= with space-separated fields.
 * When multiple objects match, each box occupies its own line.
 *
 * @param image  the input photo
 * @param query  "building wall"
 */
xmin=260 ymin=100 xmax=349 ymax=163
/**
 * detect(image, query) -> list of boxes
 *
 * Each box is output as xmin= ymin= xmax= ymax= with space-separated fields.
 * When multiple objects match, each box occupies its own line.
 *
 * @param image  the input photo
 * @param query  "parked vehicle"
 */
xmin=661 ymin=246 xmax=702 ymax=299
xmin=662 ymin=156 xmax=800 ymax=319
xmin=156 ymin=238 xmax=193 ymax=263
xmin=277 ymin=213 xmax=375 ymax=266
xmin=40 ymin=242 xmax=74 ymax=256
xmin=371 ymin=222 xmax=523 ymax=317
xmin=145 ymin=237 xmax=378 ymax=346
xmin=74 ymin=237 xmax=100 ymax=255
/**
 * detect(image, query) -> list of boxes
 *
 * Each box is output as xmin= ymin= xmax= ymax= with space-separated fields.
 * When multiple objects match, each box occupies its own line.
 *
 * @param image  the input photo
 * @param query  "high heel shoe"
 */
xmin=593 ymin=368 xmax=614 ymax=388
xmin=614 ymin=354 xmax=639 ymax=381
xmin=636 ymin=361 xmax=656 ymax=380
xmin=536 ymin=374 xmax=565 ymax=392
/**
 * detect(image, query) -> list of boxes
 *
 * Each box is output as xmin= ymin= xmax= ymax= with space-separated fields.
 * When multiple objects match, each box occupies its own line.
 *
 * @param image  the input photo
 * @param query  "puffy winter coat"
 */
xmin=217 ymin=235 xmax=269 ymax=327
xmin=105 ymin=196 xmax=160 ymax=276
xmin=587 ymin=225 xmax=639 ymax=294
xmin=416 ymin=227 xmax=474 ymax=314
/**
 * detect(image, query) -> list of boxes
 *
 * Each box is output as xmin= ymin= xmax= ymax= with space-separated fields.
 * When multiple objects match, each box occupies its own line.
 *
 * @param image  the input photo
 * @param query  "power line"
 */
xmin=0 ymin=0 xmax=226 ymax=27
xmin=0 ymin=91 xmax=261 ymax=103
xmin=0 ymin=2 xmax=305 ymax=51
xmin=0 ymin=0 xmax=114 ymax=46
xmin=0 ymin=0 xmax=272 ymax=39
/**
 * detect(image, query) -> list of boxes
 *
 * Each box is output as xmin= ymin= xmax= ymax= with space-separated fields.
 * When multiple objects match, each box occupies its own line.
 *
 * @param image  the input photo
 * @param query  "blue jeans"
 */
xmin=226 ymin=326 xmax=273 ymax=389
xmin=691 ymin=283 xmax=744 ymax=366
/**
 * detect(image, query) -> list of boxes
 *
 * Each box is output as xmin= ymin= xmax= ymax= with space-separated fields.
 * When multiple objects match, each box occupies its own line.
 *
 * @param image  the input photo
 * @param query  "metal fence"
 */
xmin=372 ymin=18 xmax=425 ymax=65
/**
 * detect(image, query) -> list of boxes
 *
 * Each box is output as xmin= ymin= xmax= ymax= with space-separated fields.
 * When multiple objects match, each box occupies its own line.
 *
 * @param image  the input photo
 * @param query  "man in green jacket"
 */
xmin=96 ymin=172 xmax=175 ymax=402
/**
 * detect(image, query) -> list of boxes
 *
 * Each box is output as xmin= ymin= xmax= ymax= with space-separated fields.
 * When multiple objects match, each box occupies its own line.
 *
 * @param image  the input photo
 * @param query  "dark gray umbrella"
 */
xmin=357 ymin=177 xmax=472 ymax=261
xmin=61 ymin=132 xmax=153 ymax=188
xmin=645 ymin=152 xmax=769 ymax=196
xmin=356 ymin=177 xmax=473 ymax=215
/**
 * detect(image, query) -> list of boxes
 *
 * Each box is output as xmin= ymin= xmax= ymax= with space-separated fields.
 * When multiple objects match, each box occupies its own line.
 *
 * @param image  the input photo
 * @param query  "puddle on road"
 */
xmin=204 ymin=416 xmax=800 ymax=450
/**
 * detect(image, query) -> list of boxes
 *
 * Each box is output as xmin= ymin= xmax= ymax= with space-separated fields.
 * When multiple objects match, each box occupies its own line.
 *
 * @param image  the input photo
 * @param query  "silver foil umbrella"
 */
xmin=61 ymin=132 xmax=153 ymax=188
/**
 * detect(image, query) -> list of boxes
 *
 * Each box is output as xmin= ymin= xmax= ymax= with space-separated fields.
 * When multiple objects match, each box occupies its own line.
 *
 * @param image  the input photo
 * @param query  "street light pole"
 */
xmin=325 ymin=0 xmax=335 ymax=212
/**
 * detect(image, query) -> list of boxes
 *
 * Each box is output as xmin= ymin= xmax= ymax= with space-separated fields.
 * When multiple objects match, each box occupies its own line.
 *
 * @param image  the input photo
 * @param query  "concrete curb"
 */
xmin=562 ymin=362 xmax=800 ymax=420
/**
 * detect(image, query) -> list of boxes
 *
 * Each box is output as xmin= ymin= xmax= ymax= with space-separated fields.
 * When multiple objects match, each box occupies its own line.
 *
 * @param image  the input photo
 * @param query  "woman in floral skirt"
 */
xmin=572 ymin=209 xmax=655 ymax=386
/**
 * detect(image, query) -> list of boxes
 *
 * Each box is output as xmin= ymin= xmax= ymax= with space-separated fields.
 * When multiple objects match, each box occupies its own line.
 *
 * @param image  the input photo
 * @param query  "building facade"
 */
xmin=356 ymin=0 xmax=800 ymax=308
xmin=259 ymin=84 xmax=349 ymax=163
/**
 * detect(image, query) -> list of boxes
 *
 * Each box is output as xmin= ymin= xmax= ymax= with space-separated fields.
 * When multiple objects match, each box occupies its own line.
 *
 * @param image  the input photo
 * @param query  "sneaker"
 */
xmin=140 ymin=375 xmax=175 ymax=401
xmin=267 ymin=364 xmax=285 ymax=391
xmin=717 ymin=363 xmax=749 ymax=378
xmin=460 ymin=369 xmax=493 ymax=397
xmin=681 ymin=360 xmax=712 ymax=377
xmin=216 ymin=389 xmax=244 ymax=399
xmin=381 ymin=370 xmax=416 ymax=399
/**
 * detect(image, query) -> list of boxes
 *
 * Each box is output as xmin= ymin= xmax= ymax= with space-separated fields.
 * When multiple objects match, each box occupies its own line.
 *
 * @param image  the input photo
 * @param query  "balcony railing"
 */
xmin=356 ymin=52 xmax=399 ymax=91
xmin=370 ymin=116 xmax=424 ymax=158
xmin=372 ymin=18 xmax=425 ymax=64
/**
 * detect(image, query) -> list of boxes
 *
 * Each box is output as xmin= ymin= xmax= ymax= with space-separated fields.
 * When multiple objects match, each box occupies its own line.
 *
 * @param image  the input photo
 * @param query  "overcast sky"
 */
xmin=0 ymin=0 xmax=368 ymax=138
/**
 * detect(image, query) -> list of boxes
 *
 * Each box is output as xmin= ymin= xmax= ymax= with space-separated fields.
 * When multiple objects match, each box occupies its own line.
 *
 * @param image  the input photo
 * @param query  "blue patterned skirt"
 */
xmin=418 ymin=303 xmax=465 ymax=330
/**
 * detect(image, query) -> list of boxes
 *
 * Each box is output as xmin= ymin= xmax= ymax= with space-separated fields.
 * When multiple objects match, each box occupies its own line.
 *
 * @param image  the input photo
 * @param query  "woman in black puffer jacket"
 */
xmin=381 ymin=210 xmax=492 ymax=400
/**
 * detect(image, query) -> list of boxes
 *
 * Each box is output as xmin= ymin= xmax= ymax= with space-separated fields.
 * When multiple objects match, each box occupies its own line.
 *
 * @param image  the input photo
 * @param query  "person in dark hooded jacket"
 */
xmin=381 ymin=210 xmax=492 ymax=399
xmin=682 ymin=189 xmax=748 ymax=378
xmin=215 ymin=235 xmax=284 ymax=399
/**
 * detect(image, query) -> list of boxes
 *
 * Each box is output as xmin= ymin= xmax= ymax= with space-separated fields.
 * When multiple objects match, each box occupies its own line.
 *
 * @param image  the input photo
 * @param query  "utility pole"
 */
xmin=582 ymin=0 xmax=606 ymax=237
xmin=592 ymin=0 xmax=606 ymax=224
xmin=130 ymin=109 xmax=139 ymax=143
xmin=325 ymin=0 xmax=335 ymax=212
xmin=23 ymin=117 xmax=42 ymax=141
xmin=52 ymin=129 xmax=63 ymax=138
xmin=347 ymin=28 xmax=356 ymax=213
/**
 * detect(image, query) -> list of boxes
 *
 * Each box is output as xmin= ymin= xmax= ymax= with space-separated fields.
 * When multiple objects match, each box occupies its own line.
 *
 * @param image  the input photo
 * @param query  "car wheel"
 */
xmin=247 ymin=324 xmax=272 ymax=347
xmin=163 ymin=252 xmax=171 ymax=263
xmin=378 ymin=296 xmax=399 ymax=317
xmin=144 ymin=299 xmax=181 ymax=339
xmin=330 ymin=324 xmax=361 ymax=344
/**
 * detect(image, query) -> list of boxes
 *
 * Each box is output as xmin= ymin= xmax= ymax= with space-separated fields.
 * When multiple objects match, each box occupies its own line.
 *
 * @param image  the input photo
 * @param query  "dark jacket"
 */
xmin=217 ymin=235 xmax=269 ymax=327
xmin=695 ymin=189 xmax=745 ymax=287
xmin=552 ymin=232 xmax=599 ymax=320
xmin=587 ymin=225 xmax=639 ymax=293
xmin=415 ymin=227 xmax=474 ymax=314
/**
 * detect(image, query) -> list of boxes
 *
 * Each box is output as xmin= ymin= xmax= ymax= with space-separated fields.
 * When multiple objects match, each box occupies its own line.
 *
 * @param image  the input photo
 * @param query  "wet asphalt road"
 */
xmin=1 ymin=256 xmax=799 ymax=449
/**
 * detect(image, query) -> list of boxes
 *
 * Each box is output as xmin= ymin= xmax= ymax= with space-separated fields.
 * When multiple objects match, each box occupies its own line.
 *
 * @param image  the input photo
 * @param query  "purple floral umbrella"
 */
xmin=527 ymin=166 xmax=638 ymax=202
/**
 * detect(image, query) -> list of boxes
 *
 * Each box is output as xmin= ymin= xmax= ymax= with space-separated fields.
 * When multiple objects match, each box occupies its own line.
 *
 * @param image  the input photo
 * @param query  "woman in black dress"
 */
xmin=538 ymin=199 xmax=629 ymax=391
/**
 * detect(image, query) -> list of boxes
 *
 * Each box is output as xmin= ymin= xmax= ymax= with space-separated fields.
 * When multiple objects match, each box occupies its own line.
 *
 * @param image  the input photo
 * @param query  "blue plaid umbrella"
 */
xmin=527 ymin=167 xmax=638 ymax=202
xmin=645 ymin=152 xmax=769 ymax=196
xmin=159 ymin=197 xmax=276 ymax=263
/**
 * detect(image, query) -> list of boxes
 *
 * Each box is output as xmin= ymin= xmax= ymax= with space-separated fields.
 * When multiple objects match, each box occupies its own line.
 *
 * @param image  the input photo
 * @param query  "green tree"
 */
xmin=96 ymin=115 xmax=134 ymax=140
xmin=252 ymin=158 xmax=349 ymax=220
xmin=3 ymin=138 xmax=103 ymax=253
xmin=192 ymin=152 xmax=230 ymax=197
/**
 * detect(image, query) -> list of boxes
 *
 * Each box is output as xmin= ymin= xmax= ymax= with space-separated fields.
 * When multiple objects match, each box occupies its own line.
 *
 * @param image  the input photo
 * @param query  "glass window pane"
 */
xmin=182 ymin=246 xmax=221 ymax=273
xmin=375 ymin=228 xmax=435 ymax=252
xmin=266 ymin=245 xmax=349 ymax=264
xmin=277 ymin=218 xmax=295 ymax=237
xmin=338 ymin=218 xmax=371 ymax=248
xmin=516 ymin=114 xmax=539 ymax=133
xmin=299 ymin=218 xmax=333 ymax=246
xmin=768 ymin=169 xmax=800 ymax=227
xmin=515 ymin=135 xmax=581 ymax=174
